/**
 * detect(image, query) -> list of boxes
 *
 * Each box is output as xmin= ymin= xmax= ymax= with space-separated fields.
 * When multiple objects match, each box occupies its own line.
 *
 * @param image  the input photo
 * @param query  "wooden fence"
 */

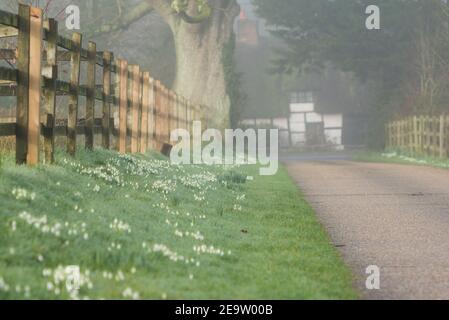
xmin=0 ymin=4 xmax=202 ymax=165
xmin=386 ymin=115 xmax=449 ymax=157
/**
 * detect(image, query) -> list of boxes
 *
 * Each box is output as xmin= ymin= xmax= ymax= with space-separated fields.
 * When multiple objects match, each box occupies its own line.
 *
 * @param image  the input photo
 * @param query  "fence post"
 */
xmin=118 ymin=59 xmax=128 ymax=154
xmin=130 ymin=65 xmax=140 ymax=153
xmin=102 ymin=51 xmax=112 ymax=149
xmin=43 ymin=18 xmax=58 ymax=164
xmin=175 ymin=94 xmax=181 ymax=131
xmin=183 ymin=97 xmax=188 ymax=131
xmin=67 ymin=32 xmax=82 ymax=156
xmin=169 ymin=91 xmax=177 ymax=136
xmin=27 ymin=7 xmax=43 ymax=165
xmin=137 ymin=71 xmax=143 ymax=152
xmin=412 ymin=116 xmax=417 ymax=155
xmin=154 ymin=80 xmax=161 ymax=149
xmin=16 ymin=5 xmax=42 ymax=165
xmin=16 ymin=4 xmax=31 ymax=165
xmin=163 ymin=86 xmax=169 ymax=143
xmin=140 ymin=72 xmax=150 ymax=153
xmin=187 ymin=100 xmax=192 ymax=134
xmin=86 ymin=41 xmax=96 ymax=150
xmin=148 ymin=77 xmax=155 ymax=150
xmin=440 ymin=114 xmax=445 ymax=158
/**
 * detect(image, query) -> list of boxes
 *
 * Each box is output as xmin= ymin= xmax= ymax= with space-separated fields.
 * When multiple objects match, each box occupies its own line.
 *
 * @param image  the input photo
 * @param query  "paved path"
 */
xmin=285 ymin=159 xmax=449 ymax=299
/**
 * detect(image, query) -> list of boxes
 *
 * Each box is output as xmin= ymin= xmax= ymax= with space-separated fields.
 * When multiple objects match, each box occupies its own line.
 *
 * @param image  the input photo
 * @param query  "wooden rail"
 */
xmin=0 ymin=4 xmax=203 ymax=165
xmin=386 ymin=115 xmax=449 ymax=158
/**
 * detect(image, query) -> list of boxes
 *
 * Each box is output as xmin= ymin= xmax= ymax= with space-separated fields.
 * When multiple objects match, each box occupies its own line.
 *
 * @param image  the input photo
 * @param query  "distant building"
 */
xmin=239 ymin=66 xmax=369 ymax=149
xmin=288 ymin=91 xmax=343 ymax=149
xmin=234 ymin=3 xmax=367 ymax=148
xmin=240 ymin=91 xmax=344 ymax=150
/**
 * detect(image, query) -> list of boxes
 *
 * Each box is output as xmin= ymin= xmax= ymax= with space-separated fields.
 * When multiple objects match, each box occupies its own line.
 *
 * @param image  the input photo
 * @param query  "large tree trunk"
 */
xmin=86 ymin=0 xmax=240 ymax=128
xmin=166 ymin=0 xmax=240 ymax=129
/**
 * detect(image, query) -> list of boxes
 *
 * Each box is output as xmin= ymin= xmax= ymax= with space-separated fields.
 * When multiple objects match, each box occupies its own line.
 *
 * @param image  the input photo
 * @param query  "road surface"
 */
xmin=285 ymin=158 xmax=449 ymax=300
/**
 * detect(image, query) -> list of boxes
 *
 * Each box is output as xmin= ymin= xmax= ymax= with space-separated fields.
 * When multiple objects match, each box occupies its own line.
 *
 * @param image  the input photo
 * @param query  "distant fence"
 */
xmin=0 ymin=4 xmax=203 ymax=165
xmin=386 ymin=115 xmax=449 ymax=157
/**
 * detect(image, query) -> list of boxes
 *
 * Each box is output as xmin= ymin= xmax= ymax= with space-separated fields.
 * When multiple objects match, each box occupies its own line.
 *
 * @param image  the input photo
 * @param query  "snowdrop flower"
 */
xmin=122 ymin=287 xmax=140 ymax=300
xmin=109 ymin=219 xmax=131 ymax=233
xmin=0 ymin=277 xmax=10 ymax=292
xmin=12 ymin=188 xmax=36 ymax=201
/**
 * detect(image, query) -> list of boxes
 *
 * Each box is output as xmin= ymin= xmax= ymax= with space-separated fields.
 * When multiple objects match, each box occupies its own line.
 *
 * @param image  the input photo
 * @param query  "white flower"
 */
xmin=12 ymin=188 xmax=36 ymax=201
xmin=122 ymin=287 xmax=140 ymax=300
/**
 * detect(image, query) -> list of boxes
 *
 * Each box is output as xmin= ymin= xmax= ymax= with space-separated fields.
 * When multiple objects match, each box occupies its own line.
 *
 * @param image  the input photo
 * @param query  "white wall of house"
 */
xmin=238 ymin=102 xmax=343 ymax=149
xmin=289 ymin=102 xmax=343 ymax=148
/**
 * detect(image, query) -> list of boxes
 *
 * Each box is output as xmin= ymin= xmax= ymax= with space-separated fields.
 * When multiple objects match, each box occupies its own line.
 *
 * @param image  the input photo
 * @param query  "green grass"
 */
xmin=0 ymin=149 xmax=357 ymax=300
xmin=353 ymin=150 xmax=449 ymax=169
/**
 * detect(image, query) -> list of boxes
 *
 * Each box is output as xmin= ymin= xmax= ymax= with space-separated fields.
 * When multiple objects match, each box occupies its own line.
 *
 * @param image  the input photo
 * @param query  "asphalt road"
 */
xmin=285 ymin=159 xmax=449 ymax=300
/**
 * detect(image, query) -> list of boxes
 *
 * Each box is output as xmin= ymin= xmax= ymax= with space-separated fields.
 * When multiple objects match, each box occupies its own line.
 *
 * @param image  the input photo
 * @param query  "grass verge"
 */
xmin=353 ymin=150 xmax=449 ymax=169
xmin=0 ymin=149 xmax=357 ymax=299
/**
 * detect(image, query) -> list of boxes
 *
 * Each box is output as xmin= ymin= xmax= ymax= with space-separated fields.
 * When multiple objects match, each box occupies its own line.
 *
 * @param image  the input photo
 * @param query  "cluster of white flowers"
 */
xmin=193 ymin=244 xmax=229 ymax=257
xmin=14 ymin=284 xmax=31 ymax=297
xmin=122 ymin=287 xmax=140 ymax=300
xmin=115 ymin=154 xmax=170 ymax=176
xmin=0 ymin=277 xmax=30 ymax=298
xmin=2 ymin=150 xmax=250 ymax=299
xmin=236 ymin=194 xmax=246 ymax=202
xmin=102 ymin=270 xmax=125 ymax=282
xmin=0 ymin=277 xmax=10 ymax=292
xmin=12 ymin=188 xmax=36 ymax=201
xmin=107 ymin=242 xmax=122 ymax=251
xmin=194 ymin=193 xmax=206 ymax=202
xmin=152 ymin=179 xmax=177 ymax=194
xmin=174 ymin=229 xmax=205 ymax=241
xmin=177 ymin=173 xmax=217 ymax=190
xmin=109 ymin=219 xmax=131 ymax=234
xmin=18 ymin=212 xmax=63 ymax=237
xmin=17 ymin=209 xmax=89 ymax=240
xmin=151 ymin=244 xmax=188 ymax=263
xmin=63 ymin=158 xmax=124 ymax=186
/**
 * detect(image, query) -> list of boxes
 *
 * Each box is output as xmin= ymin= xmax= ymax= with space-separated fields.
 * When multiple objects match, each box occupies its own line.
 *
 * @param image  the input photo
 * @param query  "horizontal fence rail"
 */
xmin=0 ymin=4 xmax=204 ymax=165
xmin=386 ymin=115 xmax=449 ymax=158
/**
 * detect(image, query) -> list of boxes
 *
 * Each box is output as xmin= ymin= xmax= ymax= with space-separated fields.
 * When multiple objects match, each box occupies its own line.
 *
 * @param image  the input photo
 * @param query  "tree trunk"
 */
xmin=167 ymin=0 xmax=240 ymax=129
